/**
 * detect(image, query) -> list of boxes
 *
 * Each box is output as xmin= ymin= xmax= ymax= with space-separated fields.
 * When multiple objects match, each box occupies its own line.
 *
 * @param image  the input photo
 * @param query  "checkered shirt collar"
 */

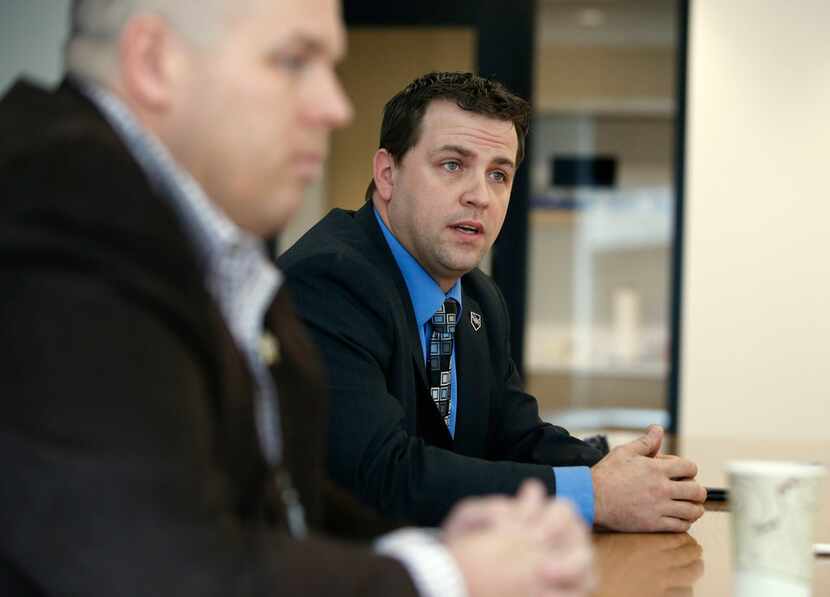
xmin=78 ymin=79 xmax=281 ymax=347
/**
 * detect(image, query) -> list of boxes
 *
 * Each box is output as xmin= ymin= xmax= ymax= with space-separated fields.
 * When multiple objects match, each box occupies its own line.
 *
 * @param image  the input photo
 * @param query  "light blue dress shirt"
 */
xmin=374 ymin=209 xmax=595 ymax=525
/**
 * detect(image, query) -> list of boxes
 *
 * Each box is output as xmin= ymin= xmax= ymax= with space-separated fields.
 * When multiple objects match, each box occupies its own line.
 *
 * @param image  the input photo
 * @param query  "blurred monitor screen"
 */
xmin=552 ymin=156 xmax=617 ymax=188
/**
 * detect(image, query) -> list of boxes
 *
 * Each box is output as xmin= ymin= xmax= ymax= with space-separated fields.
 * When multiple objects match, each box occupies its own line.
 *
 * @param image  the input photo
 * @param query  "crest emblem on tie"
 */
xmin=470 ymin=311 xmax=482 ymax=332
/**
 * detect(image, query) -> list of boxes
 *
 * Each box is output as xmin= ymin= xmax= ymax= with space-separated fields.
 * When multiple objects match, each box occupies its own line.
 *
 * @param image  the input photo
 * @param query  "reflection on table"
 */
xmin=589 ymin=435 xmax=830 ymax=595
xmin=593 ymin=531 xmax=703 ymax=596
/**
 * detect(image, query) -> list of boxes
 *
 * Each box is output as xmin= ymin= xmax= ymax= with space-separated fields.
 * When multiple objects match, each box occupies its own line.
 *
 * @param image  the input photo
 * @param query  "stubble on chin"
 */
xmin=434 ymin=242 xmax=485 ymax=278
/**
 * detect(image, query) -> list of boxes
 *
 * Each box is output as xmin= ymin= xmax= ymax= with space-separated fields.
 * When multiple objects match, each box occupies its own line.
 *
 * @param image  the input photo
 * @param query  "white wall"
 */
xmin=680 ymin=0 xmax=830 ymax=439
xmin=0 ymin=0 xmax=70 ymax=94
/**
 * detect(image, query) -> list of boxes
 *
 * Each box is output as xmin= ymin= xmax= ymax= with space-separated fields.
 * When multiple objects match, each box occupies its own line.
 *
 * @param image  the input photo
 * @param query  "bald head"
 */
xmin=65 ymin=0 xmax=239 ymax=84
xmin=63 ymin=0 xmax=352 ymax=237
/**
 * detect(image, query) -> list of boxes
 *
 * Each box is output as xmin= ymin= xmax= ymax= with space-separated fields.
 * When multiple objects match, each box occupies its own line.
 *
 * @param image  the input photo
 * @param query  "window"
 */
xmin=526 ymin=0 xmax=681 ymax=430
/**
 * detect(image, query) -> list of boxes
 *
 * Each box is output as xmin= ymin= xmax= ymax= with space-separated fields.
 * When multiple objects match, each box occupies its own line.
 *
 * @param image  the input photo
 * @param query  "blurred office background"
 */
xmin=4 ymin=0 xmax=828 ymax=441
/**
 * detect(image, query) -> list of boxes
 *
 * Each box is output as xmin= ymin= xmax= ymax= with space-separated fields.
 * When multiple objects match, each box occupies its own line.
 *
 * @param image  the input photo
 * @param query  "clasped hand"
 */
xmin=591 ymin=425 xmax=707 ymax=533
xmin=442 ymin=479 xmax=596 ymax=597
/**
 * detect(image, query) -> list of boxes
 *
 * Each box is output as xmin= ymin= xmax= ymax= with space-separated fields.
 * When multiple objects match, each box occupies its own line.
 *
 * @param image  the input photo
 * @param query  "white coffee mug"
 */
xmin=726 ymin=460 xmax=826 ymax=597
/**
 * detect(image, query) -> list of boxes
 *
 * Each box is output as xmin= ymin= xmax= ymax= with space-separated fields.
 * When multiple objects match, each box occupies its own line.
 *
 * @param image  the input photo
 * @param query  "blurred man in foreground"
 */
xmin=0 ymin=1 xmax=593 ymax=596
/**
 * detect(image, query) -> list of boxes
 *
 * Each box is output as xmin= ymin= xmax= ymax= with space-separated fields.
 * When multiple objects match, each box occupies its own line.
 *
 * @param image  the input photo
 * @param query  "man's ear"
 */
xmin=372 ymin=148 xmax=397 ymax=202
xmin=118 ymin=14 xmax=182 ymax=112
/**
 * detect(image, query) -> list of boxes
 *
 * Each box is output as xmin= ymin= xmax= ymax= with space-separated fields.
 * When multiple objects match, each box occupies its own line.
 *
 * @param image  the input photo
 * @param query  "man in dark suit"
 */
xmin=0 ymin=2 xmax=595 ymax=597
xmin=279 ymin=72 xmax=708 ymax=531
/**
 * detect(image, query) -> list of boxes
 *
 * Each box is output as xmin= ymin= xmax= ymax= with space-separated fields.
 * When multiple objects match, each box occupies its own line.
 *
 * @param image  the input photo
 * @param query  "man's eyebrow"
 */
xmin=431 ymin=144 xmax=474 ymax=158
xmin=492 ymin=156 xmax=516 ymax=170
xmin=279 ymin=33 xmax=319 ymax=48
xmin=273 ymin=33 xmax=344 ymax=60
xmin=431 ymin=144 xmax=515 ymax=170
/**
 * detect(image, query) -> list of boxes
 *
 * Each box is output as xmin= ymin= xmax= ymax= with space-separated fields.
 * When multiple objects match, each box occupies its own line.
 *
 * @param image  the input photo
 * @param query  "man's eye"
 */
xmin=276 ymin=52 xmax=310 ymax=71
xmin=442 ymin=161 xmax=461 ymax=172
xmin=489 ymin=170 xmax=508 ymax=183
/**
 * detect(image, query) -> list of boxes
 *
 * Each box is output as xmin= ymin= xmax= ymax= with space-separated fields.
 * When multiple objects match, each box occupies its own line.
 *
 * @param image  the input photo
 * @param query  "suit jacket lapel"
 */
xmin=354 ymin=204 xmax=429 ymax=390
xmin=264 ymin=287 xmax=328 ymax=526
xmin=408 ymin=327 xmax=429 ymax=402
xmin=354 ymin=204 xmax=447 ymax=444
xmin=453 ymin=292 xmax=491 ymax=453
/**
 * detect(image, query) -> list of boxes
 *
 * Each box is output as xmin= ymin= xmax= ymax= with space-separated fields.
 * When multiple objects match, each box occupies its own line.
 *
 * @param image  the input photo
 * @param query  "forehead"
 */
xmin=417 ymin=99 xmax=518 ymax=158
xmin=224 ymin=0 xmax=345 ymax=56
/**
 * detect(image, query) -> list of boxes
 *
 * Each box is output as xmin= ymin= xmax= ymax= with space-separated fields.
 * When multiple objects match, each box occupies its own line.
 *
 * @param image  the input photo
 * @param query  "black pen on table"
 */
xmin=705 ymin=487 xmax=728 ymax=501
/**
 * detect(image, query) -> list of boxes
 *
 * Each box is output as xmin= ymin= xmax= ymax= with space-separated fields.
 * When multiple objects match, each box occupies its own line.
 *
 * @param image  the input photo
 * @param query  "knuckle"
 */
xmin=453 ymin=498 xmax=475 ymax=514
xmin=554 ymin=497 xmax=576 ymax=514
xmin=672 ymin=518 xmax=691 ymax=532
xmin=480 ymin=496 xmax=505 ymax=510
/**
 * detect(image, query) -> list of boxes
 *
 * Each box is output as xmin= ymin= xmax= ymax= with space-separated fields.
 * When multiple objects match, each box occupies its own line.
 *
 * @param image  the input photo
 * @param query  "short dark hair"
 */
xmin=365 ymin=71 xmax=530 ymax=201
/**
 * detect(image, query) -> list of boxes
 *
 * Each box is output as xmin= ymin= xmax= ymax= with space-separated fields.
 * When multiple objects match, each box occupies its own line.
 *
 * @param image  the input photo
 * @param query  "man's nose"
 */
xmin=460 ymin=173 xmax=490 ymax=208
xmin=308 ymin=69 xmax=354 ymax=130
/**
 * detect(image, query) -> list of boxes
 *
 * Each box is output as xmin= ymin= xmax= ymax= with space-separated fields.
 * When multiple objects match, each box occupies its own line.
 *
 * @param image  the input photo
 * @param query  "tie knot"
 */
xmin=431 ymin=299 xmax=459 ymax=334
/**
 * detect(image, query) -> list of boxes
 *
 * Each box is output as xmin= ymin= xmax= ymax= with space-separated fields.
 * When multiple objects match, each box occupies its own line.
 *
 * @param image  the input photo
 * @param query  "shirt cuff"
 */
xmin=552 ymin=466 xmax=595 ymax=525
xmin=375 ymin=528 xmax=467 ymax=597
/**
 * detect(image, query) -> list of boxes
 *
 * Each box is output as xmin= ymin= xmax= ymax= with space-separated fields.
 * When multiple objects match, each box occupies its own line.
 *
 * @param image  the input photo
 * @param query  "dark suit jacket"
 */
xmin=278 ymin=204 xmax=603 ymax=526
xmin=0 ymin=81 xmax=417 ymax=597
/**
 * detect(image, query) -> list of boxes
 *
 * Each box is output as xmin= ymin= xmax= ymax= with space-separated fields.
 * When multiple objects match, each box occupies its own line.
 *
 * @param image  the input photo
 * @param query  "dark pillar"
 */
xmin=477 ymin=0 xmax=535 ymax=377
xmin=668 ymin=0 xmax=690 ymax=434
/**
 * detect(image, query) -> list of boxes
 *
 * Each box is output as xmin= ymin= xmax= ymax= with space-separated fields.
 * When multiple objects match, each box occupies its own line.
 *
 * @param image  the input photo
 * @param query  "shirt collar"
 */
xmin=78 ymin=79 xmax=280 ymax=344
xmin=78 ymin=80 xmax=268 ymax=268
xmin=373 ymin=207 xmax=462 ymax=327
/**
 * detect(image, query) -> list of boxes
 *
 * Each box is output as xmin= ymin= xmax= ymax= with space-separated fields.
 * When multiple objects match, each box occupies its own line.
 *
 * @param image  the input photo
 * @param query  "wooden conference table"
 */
xmin=589 ymin=436 xmax=830 ymax=596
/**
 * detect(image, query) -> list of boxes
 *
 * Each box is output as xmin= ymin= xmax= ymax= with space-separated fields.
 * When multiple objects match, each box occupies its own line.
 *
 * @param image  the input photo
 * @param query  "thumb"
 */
xmin=627 ymin=425 xmax=664 ymax=456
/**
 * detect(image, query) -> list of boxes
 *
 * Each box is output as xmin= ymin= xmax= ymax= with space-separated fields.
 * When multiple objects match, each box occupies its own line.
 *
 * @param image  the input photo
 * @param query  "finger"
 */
xmin=517 ymin=478 xmax=548 ymax=501
xmin=662 ymin=500 xmax=705 ymax=523
xmin=653 ymin=531 xmax=698 ymax=552
xmin=623 ymin=424 xmax=663 ymax=457
xmin=540 ymin=585 xmax=594 ymax=597
xmin=657 ymin=516 xmax=693 ymax=533
xmin=541 ymin=546 xmax=594 ymax=588
xmin=516 ymin=479 xmax=547 ymax=521
xmin=664 ymin=589 xmax=698 ymax=597
xmin=646 ymin=424 xmax=665 ymax=456
xmin=660 ymin=457 xmax=699 ymax=480
xmin=670 ymin=480 xmax=707 ymax=503
xmin=665 ymin=537 xmax=704 ymax=565
xmin=538 ymin=544 xmax=594 ymax=589
xmin=668 ymin=556 xmax=705 ymax=586
xmin=536 ymin=500 xmax=586 ymax=547
xmin=443 ymin=496 xmax=511 ymax=534
xmin=539 ymin=590 xmax=588 ymax=597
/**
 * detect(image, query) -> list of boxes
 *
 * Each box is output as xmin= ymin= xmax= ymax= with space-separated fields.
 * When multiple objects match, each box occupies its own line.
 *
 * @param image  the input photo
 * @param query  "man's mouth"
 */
xmin=451 ymin=221 xmax=484 ymax=235
xmin=294 ymin=153 xmax=325 ymax=183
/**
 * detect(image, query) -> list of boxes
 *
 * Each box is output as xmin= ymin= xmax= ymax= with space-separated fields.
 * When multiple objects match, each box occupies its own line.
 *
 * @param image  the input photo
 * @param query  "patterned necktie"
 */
xmin=428 ymin=299 xmax=459 ymax=426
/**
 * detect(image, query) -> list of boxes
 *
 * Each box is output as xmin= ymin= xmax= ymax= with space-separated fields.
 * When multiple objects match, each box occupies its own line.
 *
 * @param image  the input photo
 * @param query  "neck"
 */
xmin=436 ymin=277 xmax=456 ymax=294
xmin=372 ymin=196 xmax=461 ymax=294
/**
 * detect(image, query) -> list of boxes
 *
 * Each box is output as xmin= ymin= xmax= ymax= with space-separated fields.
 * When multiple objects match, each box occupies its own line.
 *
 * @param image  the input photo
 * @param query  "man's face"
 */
xmin=378 ymin=100 xmax=518 ymax=290
xmin=166 ymin=0 xmax=352 ymax=236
